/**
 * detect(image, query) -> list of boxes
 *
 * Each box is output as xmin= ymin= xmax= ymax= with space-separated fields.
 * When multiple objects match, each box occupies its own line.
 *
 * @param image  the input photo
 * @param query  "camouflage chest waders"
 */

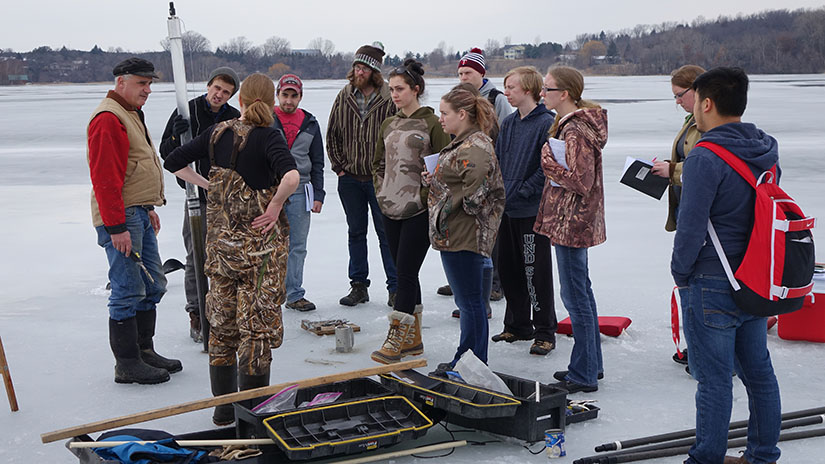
xmin=204 ymin=120 xmax=289 ymax=375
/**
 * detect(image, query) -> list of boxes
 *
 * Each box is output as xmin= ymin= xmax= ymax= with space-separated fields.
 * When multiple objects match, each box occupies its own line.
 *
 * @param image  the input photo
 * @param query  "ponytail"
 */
xmin=442 ymin=82 xmax=498 ymax=138
xmin=238 ymin=73 xmax=275 ymax=127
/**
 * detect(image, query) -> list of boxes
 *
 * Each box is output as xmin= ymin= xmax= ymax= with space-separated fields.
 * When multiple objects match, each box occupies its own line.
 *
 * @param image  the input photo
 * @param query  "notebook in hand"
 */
xmin=620 ymin=156 xmax=669 ymax=200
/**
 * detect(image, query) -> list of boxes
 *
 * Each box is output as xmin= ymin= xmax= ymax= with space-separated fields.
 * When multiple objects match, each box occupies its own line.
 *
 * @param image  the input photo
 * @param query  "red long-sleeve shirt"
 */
xmin=88 ymin=94 xmax=132 ymax=232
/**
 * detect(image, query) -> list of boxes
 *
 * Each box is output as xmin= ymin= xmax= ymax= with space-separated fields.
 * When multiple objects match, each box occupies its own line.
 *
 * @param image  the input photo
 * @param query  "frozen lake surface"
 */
xmin=0 ymin=75 xmax=824 ymax=463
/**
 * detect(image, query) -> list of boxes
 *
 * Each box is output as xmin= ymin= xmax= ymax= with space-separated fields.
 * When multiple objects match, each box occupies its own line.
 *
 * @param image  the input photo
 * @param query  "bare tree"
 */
xmin=160 ymin=30 xmax=212 ymax=53
xmin=263 ymin=36 xmax=291 ymax=56
xmin=429 ymin=45 xmax=446 ymax=68
xmin=220 ymin=36 xmax=253 ymax=55
xmin=503 ymin=35 xmax=512 ymax=46
xmin=308 ymin=37 xmax=335 ymax=57
xmin=484 ymin=39 xmax=501 ymax=56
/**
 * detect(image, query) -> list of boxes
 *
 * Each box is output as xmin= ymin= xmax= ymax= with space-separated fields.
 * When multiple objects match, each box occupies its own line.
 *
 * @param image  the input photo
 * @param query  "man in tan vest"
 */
xmin=87 ymin=57 xmax=181 ymax=385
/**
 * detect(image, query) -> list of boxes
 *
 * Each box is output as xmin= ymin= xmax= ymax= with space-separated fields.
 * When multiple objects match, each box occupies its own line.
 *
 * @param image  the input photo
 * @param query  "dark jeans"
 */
xmin=555 ymin=244 xmax=603 ymax=386
xmin=498 ymin=214 xmax=557 ymax=342
xmin=382 ymin=212 xmax=429 ymax=314
xmin=337 ymin=174 xmax=397 ymax=292
xmin=681 ymin=275 xmax=781 ymax=464
xmin=441 ymin=250 xmax=493 ymax=365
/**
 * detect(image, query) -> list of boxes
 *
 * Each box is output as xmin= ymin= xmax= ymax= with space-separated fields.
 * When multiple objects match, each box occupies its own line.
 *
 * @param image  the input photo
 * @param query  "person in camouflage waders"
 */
xmin=164 ymin=73 xmax=299 ymax=426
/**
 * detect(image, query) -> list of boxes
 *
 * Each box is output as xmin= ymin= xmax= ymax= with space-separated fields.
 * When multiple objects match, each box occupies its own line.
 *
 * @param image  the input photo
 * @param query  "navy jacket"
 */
xmin=495 ymin=104 xmax=555 ymax=218
xmin=671 ymin=122 xmax=779 ymax=286
xmin=271 ymin=109 xmax=326 ymax=204
xmin=159 ymin=95 xmax=240 ymax=195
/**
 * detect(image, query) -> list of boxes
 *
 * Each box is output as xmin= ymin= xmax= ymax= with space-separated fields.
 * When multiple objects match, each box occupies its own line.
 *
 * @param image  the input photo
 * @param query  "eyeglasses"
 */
xmin=354 ymin=64 xmax=372 ymax=74
xmin=544 ymin=87 xmax=563 ymax=93
xmin=673 ymin=88 xmax=691 ymax=100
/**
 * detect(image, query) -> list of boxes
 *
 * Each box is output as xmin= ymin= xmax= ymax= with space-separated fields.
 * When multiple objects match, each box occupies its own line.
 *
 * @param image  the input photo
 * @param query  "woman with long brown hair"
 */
xmin=535 ymin=66 xmax=608 ymax=393
xmin=164 ymin=73 xmax=299 ymax=425
xmin=427 ymin=83 xmax=505 ymax=371
xmin=370 ymin=59 xmax=451 ymax=364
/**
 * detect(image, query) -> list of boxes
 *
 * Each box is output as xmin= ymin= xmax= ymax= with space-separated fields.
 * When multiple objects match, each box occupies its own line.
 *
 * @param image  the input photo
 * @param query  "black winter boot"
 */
xmin=136 ymin=310 xmax=183 ymax=373
xmin=239 ymin=368 xmax=270 ymax=392
xmin=109 ymin=318 xmax=170 ymax=385
xmin=339 ymin=281 xmax=369 ymax=306
xmin=210 ymin=364 xmax=238 ymax=426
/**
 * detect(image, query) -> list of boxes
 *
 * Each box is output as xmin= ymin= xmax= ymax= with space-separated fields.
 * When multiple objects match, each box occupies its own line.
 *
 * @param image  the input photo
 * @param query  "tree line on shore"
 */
xmin=1 ymin=7 xmax=823 ymax=85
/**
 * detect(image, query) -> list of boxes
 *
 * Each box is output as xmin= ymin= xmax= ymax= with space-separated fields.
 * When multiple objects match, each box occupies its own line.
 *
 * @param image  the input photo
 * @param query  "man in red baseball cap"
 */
xmin=273 ymin=74 xmax=326 ymax=312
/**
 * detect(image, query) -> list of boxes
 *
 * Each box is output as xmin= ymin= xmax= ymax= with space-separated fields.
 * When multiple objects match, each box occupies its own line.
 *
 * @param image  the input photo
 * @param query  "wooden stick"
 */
xmin=331 ymin=440 xmax=468 ymax=464
xmin=69 ymin=438 xmax=275 ymax=448
xmin=41 ymin=358 xmax=427 ymax=444
xmin=0 ymin=335 xmax=19 ymax=412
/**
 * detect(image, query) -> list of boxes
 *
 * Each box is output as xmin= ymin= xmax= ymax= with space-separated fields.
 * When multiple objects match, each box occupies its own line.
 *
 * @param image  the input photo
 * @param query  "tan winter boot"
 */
xmin=401 ymin=305 xmax=424 ymax=357
xmin=371 ymin=310 xmax=414 ymax=364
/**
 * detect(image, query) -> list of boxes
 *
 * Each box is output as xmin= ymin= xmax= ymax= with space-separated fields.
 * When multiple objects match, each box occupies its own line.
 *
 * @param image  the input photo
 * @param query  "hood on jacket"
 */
xmin=397 ymin=106 xmax=437 ymax=120
xmin=559 ymin=107 xmax=608 ymax=149
xmin=518 ymin=103 xmax=554 ymax=121
xmin=699 ymin=122 xmax=778 ymax=172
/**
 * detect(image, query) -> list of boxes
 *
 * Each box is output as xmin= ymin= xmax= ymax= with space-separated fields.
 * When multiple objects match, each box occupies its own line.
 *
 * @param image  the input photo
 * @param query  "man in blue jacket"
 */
xmin=273 ymin=74 xmax=326 ymax=311
xmin=671 ymin=67 xmax=781 ymax=464
xmin=490 ymin=66 xmax=558 ymax=356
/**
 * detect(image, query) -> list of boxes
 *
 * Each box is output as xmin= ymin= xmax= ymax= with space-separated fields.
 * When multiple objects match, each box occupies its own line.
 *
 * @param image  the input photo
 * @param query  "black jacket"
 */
xmin=159 ymin=94 xmax=241 ymax=193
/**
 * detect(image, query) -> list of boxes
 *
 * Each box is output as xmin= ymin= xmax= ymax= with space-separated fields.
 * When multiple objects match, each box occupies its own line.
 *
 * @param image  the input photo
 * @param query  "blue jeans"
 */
xmin=284 ymin=188 xmax=311 ymax=303
xmin=441 ymin=250 xmax=493 ymax=365
xmin=337 ymin=174 xmax=397 ymax=292
xmin=96 ymin=206 xmax=167 ymax=321
xmin=554 ymin=245 xmax=603 ymax=386
xmin=681 ymin=275 xmax=781 ymax=464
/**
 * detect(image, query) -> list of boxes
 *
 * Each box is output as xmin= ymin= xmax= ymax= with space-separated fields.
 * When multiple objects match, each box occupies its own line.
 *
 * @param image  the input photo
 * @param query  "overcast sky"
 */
xmin=3 ymin=0 xmax=824 ymax=57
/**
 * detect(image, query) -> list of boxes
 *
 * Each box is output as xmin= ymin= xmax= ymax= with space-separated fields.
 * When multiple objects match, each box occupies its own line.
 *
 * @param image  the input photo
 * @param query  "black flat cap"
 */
xmin=112 ymin=57 xmax=159 ymax=78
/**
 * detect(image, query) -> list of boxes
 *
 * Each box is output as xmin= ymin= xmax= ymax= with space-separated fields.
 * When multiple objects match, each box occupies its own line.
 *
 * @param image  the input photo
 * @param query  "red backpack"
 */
xmin=698 ymin=141 xmax=816 ymax=317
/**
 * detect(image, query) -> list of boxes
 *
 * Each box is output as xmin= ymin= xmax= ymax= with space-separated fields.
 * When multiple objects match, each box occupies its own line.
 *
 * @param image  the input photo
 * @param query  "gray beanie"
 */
xmin=208 ymin=67 xmax=240 ymax=96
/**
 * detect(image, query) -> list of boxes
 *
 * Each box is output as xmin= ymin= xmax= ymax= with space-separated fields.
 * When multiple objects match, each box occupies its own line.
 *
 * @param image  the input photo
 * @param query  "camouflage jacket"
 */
xmin=534 ymin=107 xmax=608 ymax=248
xmin=428 ymin=128 xmax=505 ymax=257
xmin=373 ymin=106 xmax=451 ymax=219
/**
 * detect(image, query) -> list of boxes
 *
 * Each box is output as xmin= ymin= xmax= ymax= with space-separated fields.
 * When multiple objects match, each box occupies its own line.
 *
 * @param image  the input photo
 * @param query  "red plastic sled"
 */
xmin=558 ymin=316 xmax=632 ymax=337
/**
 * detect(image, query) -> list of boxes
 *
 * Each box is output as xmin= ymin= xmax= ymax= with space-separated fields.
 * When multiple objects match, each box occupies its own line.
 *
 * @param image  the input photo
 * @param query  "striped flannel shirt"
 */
xmin=326 ymin=82 xmax=395 ymax=177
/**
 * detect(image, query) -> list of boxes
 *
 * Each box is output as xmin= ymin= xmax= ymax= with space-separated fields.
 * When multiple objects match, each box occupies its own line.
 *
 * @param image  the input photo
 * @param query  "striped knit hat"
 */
xmin=353 ymin=42 xmax=385 ymax=72
xmin=458 ymin=48 xmax=486 ymax=76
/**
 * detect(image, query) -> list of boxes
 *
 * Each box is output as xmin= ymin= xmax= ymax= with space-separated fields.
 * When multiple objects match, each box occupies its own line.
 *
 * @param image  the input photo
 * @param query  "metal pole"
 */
xmin=166 ymin=2 xmax=210 ymax=351
xmin=593 ymin=406 xmax=825 ymax=452
xmin=584 ymin=428 xmax=825 ymax=464
xmin=576 ymin=415 xmax=825 ymax=463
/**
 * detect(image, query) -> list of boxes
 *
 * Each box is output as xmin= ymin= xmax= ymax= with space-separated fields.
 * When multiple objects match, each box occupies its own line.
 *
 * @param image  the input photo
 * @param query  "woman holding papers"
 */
xmin=371 ymin=59 xmax=450 ymax=364
xmin=425 ymin=83 xmax=505 ymax=371
xmin=535 ymin=66 xmax=608 ymax=393
xmin=651 ymin=65 xmax=705 ymax=231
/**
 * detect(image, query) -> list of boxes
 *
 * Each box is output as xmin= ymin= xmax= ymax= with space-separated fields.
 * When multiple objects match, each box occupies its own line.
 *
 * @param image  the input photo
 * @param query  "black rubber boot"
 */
xmin=136 ymin=310 xmax=183 ymax=373
xmin=109 ymin=318 xmax=170 ymax=385
xmin=239 ymin=368 xmax=270 ymax=392
xmin=210 ymin=364 xmax=238 ymax=426
xmin=339 ymin=281 xmax=369 ymax=306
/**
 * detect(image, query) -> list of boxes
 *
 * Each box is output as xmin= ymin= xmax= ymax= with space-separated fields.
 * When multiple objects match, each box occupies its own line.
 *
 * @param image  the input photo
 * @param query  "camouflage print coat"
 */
xmin=427 ymin=128 xmax=505 ymax=258
xmin=203 ymin=120 xmax=290 ymax=375
xmin=534 ymin=107 xmax=608 ymax=248
xmin=373 ymin=106 xmax=451 ymax=220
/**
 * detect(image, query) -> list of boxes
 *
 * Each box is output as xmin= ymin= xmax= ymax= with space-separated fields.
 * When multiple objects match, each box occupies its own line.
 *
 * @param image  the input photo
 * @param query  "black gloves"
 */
xmin=172 ymin=115 xmax=190 ymax=138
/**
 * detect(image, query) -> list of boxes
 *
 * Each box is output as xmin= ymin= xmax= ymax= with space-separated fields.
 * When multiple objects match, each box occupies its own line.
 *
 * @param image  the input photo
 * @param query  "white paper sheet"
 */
xmin=548 ymin=137 xmax=568 ymax=187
